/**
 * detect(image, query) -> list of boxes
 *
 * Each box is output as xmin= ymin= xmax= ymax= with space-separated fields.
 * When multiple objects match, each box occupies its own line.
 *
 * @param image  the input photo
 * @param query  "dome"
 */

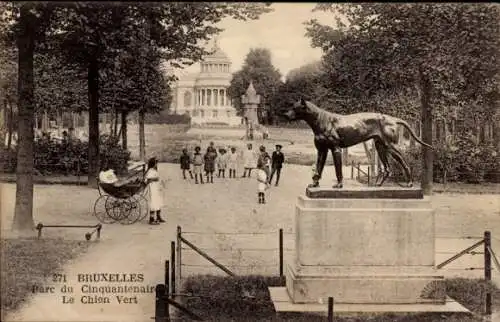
xmin=202 ymin=38 xmax=230 ymax=63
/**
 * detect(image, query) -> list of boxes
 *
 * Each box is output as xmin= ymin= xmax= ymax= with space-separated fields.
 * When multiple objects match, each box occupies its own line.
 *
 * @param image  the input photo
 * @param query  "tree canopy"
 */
xmin=305 ymin=3 xmax=500 ymax=121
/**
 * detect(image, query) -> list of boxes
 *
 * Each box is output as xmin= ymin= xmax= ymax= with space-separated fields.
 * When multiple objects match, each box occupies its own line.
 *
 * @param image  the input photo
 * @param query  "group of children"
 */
xmin=179 ymin=142 xmax=285 ymax=204
xmin=180 ymin=141 xmax=239 ymax=184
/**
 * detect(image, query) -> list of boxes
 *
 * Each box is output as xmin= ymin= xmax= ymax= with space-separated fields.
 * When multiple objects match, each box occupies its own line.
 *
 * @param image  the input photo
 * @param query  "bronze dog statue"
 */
xmin=283 ymin=98 xmax=433 ymax=188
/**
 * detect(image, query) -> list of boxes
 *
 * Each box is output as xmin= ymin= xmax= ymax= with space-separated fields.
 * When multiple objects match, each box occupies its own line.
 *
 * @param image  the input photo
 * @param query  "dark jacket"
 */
xmin=180 ymin=154 xmax=191 ymax=169
xmin=204 ymin=151 xmax=217 ymax=172
xmin=272 ymin=151 xmax=285 ymax=169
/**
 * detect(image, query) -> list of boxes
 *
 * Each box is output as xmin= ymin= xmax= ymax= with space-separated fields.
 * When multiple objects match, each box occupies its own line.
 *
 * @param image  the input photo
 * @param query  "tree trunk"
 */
xmin=12 ymin=4 xmax=36 ymax=232
xmin=7 ymin=100 xmax=13 ymax=149
xmin=121 ymin=111 xmax=127 ymax=150
xmin=419 ymin=70 xmax=433 ymax=195
xmin=139 ymin=109 xmax=145 ymax=161
xmin=87 ymin=56 xmax=100 ymax=188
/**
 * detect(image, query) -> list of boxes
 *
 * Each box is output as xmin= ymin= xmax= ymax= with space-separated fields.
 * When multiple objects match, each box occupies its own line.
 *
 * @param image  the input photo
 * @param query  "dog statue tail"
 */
xmin=395 ymin=119 xmax=434 ymax=150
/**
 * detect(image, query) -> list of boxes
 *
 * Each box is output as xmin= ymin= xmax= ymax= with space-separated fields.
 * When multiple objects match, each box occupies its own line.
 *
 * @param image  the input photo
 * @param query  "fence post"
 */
xmin=367 ymin=166 xmax=370 ymax=185
xmin=484 ymin=231 xmax=491 ymax=281
xmin=279 ymin=229 xmax=284 ymax=277
xmin=155 ymin=284 xmax=166 ymax=322
xmin=165 ymin=260 xmax=170 ymax=295
xmin=164 ymin=261 xmax=170 ymax=320
xmin=171 ymin=241 xmax=176 ymax=297
xmin=351 ymin=161 xmax=354 ymax=179
xmin=357 ymin=162 xmax=360 ymax=179
xmin=177 ymin=226 xmax=182 ymax=290
xmin=327 ymin=297 xmax=334 ymax=322
xmin=486 ymin=292 xmax=492 ymax=316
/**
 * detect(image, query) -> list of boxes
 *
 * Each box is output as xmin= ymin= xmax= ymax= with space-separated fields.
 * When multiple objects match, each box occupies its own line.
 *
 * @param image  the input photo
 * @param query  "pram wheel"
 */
xmin=105 ymin=196 xmax=131 ymax=223
xmin=119 ymin=195 xmax=147 ymax=225
xmin=93 ymin=195 xmax=117 ymax=224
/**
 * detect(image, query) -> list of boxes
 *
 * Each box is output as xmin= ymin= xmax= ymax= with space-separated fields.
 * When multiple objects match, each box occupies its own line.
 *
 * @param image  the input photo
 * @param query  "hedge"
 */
xmin=0 ymin=134 xmax=130 ymax=176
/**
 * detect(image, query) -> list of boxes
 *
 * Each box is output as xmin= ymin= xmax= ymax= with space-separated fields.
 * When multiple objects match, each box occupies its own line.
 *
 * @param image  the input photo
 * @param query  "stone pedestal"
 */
xmin=286 ymin=187 xmax=445 ymax=305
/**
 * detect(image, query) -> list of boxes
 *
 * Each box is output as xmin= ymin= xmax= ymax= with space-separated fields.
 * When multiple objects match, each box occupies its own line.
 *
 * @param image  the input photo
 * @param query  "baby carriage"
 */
xmin=93 ymin=162 xmax=149 ymax=225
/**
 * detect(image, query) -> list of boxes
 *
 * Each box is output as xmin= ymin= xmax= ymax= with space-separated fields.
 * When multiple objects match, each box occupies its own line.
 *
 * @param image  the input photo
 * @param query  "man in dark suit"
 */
xmin=269 ymin=144 xmax=284 ymax=186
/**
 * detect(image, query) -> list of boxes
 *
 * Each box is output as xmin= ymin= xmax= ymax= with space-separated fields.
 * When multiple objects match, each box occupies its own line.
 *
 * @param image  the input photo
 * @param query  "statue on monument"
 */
xmin=283 ymin=98 xmax=433 ymax=188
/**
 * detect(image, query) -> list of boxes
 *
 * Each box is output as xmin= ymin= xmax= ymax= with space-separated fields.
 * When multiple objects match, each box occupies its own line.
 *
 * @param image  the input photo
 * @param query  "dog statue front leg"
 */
xmin=309 ymin=148 xmax=328 ymax=188
xmin=332 ymin=147 xmax=343 ymax=188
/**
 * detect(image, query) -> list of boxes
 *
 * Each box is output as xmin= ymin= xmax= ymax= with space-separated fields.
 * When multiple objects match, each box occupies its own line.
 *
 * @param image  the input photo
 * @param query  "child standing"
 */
xmin=228 ymin=147 xmax=238 ymax=179
xmin=145 ymin=157 xmax=165 ymax=225
xmin=217 ymin=148 xmax=228 ymax=178
xmin=192 ymin=146 xmax=204 ymax=184
xmin=204 ymin=147 xmax=217 ymax=183
xmin=242 ymin=143 xmax=257 ymax=178
xmin=269 ymin=144 xmax=285 ymax=186
xmin=180 ymin=148 xmax=193 ymax=180
xmin=257 ymin=157 xmax=270 ymax=204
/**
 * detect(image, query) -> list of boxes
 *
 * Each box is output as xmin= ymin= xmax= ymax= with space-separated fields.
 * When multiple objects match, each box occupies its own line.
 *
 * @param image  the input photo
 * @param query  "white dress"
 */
xmin=99 ymin=169 xmax=118 ymax=184
xmin=257 ymin=169 xmax=268 ymax=193
xmin=145 ymin=168 xmax=163 ymax=212
xmin=228 ymin=152 xmax=238 ymax=170
xmin=243 ymin=149 xmax=257 ymax=168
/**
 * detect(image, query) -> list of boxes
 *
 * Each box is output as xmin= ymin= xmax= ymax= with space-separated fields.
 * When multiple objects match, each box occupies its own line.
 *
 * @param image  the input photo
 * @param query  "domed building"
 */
xmin=169 ymin=40 xmax=242 ymax=126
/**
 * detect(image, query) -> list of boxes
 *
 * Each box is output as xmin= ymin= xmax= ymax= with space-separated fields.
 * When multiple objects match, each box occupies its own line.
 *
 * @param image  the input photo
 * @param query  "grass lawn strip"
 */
xmin=174 ymin=275 xmax=499 ymax=321
xmin=0 ymin=238 xmax=91 ymax=314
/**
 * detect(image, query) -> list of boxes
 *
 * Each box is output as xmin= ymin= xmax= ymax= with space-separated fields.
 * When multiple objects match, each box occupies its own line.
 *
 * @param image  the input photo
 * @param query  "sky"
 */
xmin=177 ymin=3 xmax=336 ymax=80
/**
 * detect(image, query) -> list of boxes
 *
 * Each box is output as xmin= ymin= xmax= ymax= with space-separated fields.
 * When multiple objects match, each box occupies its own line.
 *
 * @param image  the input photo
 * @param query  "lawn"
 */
xmin=0 ymin=238 xmax=91 ymax=314
xmin=173 ymin=275 xmax=500 ymax=321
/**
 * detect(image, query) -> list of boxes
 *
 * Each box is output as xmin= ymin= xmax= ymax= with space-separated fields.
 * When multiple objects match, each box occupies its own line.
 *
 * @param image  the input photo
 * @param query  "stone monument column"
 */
xmin=241 ymin=81 xmax=260 ymax=140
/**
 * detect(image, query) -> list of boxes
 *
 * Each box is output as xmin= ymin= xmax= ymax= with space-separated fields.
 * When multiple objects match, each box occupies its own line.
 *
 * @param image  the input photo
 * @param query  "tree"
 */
xmin=98 ymin=16 xmax=171 ymax=151
xmin=228 ymin=48 xmax=283 ymax=124
xmin=34 ymin=52 xmax=87 ymax=118
xmin=274 ymin=61 xmax=326 ymax=113
xmin=305 ymin=3 xmax=500 ymax=194
xmin=10 ymin=3 xmax=55 ymax=232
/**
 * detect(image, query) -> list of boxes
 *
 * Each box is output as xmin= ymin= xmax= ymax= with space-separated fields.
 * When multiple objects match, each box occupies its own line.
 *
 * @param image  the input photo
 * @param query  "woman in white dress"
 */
xmin=145 ymin=157 xmax=165 ymax=225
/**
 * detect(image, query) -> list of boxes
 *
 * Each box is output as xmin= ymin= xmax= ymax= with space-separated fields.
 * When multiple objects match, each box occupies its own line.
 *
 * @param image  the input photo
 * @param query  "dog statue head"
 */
xmin=283 ymin=98 xmax=308 ymax=121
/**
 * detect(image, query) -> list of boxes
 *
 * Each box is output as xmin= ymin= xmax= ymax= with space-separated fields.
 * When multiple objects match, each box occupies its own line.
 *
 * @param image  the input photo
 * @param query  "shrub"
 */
xmin=98 ymin=135 xmax=130 ymax=175
xmin=144 ymin=112 xmax=191 ymax=124
xmin=390 ymin=134 xmax=500 ymax=183
xmin=0 ymin=135 xmax=130 ymax=176
xmin=0 ymin=148 xmax=16 ymax=172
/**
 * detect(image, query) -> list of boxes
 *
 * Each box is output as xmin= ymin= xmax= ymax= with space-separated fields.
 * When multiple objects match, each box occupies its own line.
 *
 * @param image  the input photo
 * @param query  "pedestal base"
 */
xmin=269 ymin=287 xmax=469 ymax=314
xmin=286 ymin=264 xmax=445 ymax=304
xmin=287 ymin=187 xmax=444 ymax=305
